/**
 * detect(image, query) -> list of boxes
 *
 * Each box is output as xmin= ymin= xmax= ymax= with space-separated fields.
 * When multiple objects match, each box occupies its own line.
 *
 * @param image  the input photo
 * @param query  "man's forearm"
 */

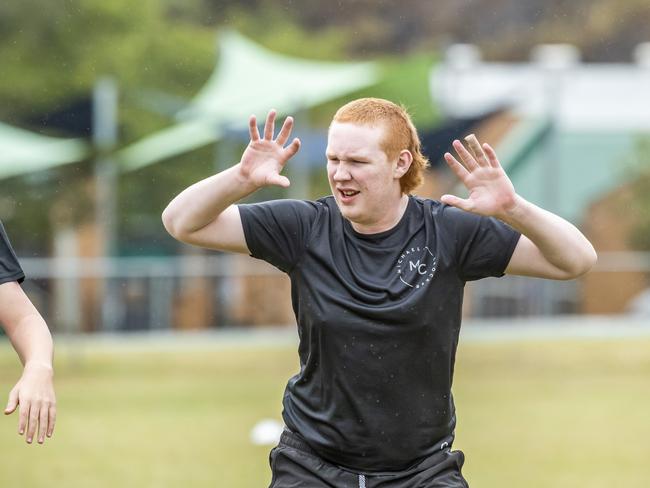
xmin=162 ymin=163 xmax=257 ymax=237
xmin=2 ymin=292 xmax=57 ymax=444
xmin=5 ymin=313 xmax=53 ymax=368
xmin=501 ymin=195 xmax=597 ymax=277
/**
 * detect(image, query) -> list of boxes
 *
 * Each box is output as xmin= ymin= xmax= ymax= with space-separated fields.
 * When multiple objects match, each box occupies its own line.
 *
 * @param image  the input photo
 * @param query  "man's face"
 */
xmin=326 ymin=122 xmax=403 ymax=228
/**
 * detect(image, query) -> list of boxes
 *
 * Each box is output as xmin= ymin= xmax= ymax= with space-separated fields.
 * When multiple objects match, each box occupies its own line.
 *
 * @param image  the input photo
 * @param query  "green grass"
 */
xmin=1 ymin=336 xmax=649 ymax=487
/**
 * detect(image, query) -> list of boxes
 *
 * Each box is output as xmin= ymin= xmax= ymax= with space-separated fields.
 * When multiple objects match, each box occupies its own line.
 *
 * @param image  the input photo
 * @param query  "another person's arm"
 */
xmin=162 ymin=110 xmax=300 ymax=253
xmin=442 ymin=135 xmax=597 ymax=279
xmin=1 ymin=281 xmax=56 ymax=444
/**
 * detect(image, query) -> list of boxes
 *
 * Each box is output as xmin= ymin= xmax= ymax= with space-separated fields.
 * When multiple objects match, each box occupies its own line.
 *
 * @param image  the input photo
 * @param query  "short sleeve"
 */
xmin=238 ymin=199 xmax=321 ymax=273
xmin=442 ymin=205 xmax=521 ymax=282
xmin=0 ymin=221 xmax=25 ymax=285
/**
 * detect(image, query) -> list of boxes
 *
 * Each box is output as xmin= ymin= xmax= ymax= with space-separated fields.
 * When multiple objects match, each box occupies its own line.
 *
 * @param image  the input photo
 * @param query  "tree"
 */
xmin=0 ymin=0 xmax=216 ymax=253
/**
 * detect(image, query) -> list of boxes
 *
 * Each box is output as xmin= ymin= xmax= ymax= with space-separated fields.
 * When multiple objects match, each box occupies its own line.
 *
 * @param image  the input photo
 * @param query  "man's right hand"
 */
xmin=239 ymin=109 xmax=301 ymax=189
xmin=162 ymin=109 xmax=301 ymax=253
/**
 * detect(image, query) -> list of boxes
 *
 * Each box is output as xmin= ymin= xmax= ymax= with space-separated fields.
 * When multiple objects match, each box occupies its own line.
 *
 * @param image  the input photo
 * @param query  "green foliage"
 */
xmin=0 ymin=0 xmax=215 ymax=120
xmin=310 ymin=52 xmax=440 ymax=129
xmin=220 ymin=4 xmax=352 ymax=61
xmin=117 ymin=146 xmax=218 ymax=255
xmin=197 ymin=0 xmax=650 ymax=61
xmin=369 ymin=53 xmax=441 ymax=128
xmin=0 ymin=0 xmax=215 ymax=253
xmin=0 ymin=163 xmax=93 ymax=254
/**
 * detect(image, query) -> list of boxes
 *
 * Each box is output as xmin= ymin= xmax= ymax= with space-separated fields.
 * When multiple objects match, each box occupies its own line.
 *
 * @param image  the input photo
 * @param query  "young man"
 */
xmin=1 ymin=221 xmax=56 ymax=445
xmin=162 ymin=98 xmax=596 ymax=487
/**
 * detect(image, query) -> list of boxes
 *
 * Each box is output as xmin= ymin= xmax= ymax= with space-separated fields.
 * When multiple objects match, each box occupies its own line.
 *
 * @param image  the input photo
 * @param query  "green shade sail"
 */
xmin=117 ymin=30 xmax=379 ymax=171
xmin=0 ymin=121 xmax=89 ymax=179
xmin=1 ymin=31 xmax=379 ymax=178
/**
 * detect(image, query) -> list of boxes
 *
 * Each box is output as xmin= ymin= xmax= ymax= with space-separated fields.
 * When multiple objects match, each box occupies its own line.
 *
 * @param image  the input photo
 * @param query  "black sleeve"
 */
xmin=442 ymin=205 xmax=521 ymax=282
xmin=238 ymin=199 xmax=321 ymax=273
xmin=0 ymin=221 xmax=25 ymax=285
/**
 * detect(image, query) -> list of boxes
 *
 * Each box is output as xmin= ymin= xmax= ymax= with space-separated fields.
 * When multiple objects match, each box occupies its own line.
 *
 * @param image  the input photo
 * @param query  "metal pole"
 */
xmin=93 ymin=77 xmax=122 ymax=331
xmin=287 ymin=107 xmax=310 ymax=200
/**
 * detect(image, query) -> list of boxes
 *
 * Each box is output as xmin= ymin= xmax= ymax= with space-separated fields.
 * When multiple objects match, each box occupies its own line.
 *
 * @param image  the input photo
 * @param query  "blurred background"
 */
xmin=0 ymin=1 xmax=649 ymax=487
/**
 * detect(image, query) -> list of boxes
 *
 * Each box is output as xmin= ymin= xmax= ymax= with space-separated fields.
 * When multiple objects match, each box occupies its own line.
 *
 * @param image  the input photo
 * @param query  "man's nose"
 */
xmin=333 ymin=164 xmax=351 ymax=181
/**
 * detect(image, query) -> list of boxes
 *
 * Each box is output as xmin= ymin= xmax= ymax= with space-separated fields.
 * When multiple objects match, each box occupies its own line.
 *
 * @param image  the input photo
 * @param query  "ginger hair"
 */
xmin=331 ymin=98 xmax=429 ymax=194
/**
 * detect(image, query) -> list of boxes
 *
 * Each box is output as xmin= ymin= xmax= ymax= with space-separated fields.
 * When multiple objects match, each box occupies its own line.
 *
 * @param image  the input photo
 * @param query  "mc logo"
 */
xmin=409 ymin=260 xmax=428 ymax=275
xmin=396 ymin=245 xmax=437 ymax=290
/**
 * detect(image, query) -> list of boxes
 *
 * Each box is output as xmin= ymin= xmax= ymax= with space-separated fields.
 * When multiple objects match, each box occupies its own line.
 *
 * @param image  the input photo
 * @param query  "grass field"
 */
xmin=1 ymin=333 xmax=649 ymax=487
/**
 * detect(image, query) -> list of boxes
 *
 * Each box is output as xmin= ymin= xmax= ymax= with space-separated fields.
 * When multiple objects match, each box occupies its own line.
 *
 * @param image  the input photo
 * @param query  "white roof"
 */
xmin=430 ymin=61 xmax=650 ymax=131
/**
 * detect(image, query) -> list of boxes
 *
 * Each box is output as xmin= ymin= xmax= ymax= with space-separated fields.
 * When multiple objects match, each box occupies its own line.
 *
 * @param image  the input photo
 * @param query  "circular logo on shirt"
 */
xmin=396 ymin=246 xmax=437 ymax=289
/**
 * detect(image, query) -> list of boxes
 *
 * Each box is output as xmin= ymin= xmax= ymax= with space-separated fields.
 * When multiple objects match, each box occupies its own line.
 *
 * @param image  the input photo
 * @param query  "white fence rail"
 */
xmin=15 ymin=252 xmax=650 ymax=333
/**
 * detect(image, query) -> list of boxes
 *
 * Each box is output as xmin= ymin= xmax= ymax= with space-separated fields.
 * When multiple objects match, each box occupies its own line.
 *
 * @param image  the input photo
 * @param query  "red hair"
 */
xmin=332 ymin=98 xmax=429 ymax=194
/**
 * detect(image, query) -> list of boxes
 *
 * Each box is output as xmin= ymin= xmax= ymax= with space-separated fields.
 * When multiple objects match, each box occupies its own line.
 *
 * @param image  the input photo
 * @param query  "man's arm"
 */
xmin=442 ymin=135 xmax=597 ymax=280
xmin=501 ymin=198 xmax=596 ymax=279
xmin=162 ymin=110 xmax=300 ymax=252
xmin=0 ymin=281 xmax=56 ymax=444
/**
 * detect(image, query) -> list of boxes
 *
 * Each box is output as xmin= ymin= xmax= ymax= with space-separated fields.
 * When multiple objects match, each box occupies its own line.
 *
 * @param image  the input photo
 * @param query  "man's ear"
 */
xmin=394 ymin=150 xmax=413 ymax=178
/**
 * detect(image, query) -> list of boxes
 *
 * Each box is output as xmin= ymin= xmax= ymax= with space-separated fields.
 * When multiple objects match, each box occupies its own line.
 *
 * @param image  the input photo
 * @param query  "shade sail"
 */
xmin=115 ymin=121 xmax=218 ymax=173
xmin=0 ymin=121 xmax=89 ymax=179
xmin=117 ymin=30 xmax=379 ymax=171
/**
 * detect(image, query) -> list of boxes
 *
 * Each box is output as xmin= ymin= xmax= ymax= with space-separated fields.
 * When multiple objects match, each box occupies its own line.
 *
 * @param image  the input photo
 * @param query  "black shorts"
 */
xmin=269 ymin=429 xmax=470 ymax=488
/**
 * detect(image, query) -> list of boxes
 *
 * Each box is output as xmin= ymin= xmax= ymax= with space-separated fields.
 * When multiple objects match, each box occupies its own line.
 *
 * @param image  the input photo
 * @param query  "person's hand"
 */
xmin=442 ymin=135 xmax=517 ymax=219
xmin=239 ymin=109 xmax=301 ymax=189
xmin=4 ymin=361 xmax=56 ymax=444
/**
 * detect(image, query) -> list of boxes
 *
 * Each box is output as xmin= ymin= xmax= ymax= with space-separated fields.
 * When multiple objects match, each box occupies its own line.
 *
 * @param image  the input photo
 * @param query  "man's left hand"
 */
xmin=4 ymin=361 xmax=56 ymax=444
xmin=442 ymin=135 xmax=517 ymax=220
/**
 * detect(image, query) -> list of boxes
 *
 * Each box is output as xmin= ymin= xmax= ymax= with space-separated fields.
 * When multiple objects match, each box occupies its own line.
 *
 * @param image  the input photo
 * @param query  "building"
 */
xmin=427 ymin=43 xmax=650 ymax=316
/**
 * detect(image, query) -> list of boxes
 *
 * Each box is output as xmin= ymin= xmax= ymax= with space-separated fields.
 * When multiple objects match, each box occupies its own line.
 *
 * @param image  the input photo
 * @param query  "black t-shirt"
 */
xmin=239 ymin=195 xmax=520 ymax=472
xmin=0 ymin=221 xmax=24 ymax=285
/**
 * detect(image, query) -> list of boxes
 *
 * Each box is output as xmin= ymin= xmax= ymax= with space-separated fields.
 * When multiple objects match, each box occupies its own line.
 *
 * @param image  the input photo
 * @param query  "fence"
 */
xmin=19 ymin=251 xmax=650 ymax=333
xmin=21 ymin=254 xmax=284 ymax=333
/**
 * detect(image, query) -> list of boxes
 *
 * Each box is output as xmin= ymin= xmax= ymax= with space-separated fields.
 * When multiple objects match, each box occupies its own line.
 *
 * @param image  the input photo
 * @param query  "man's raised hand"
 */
xmin=239 ymin=110 xmax=301 ymax=189
xmin=441 ymin=135 xmax=517 ymax=219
